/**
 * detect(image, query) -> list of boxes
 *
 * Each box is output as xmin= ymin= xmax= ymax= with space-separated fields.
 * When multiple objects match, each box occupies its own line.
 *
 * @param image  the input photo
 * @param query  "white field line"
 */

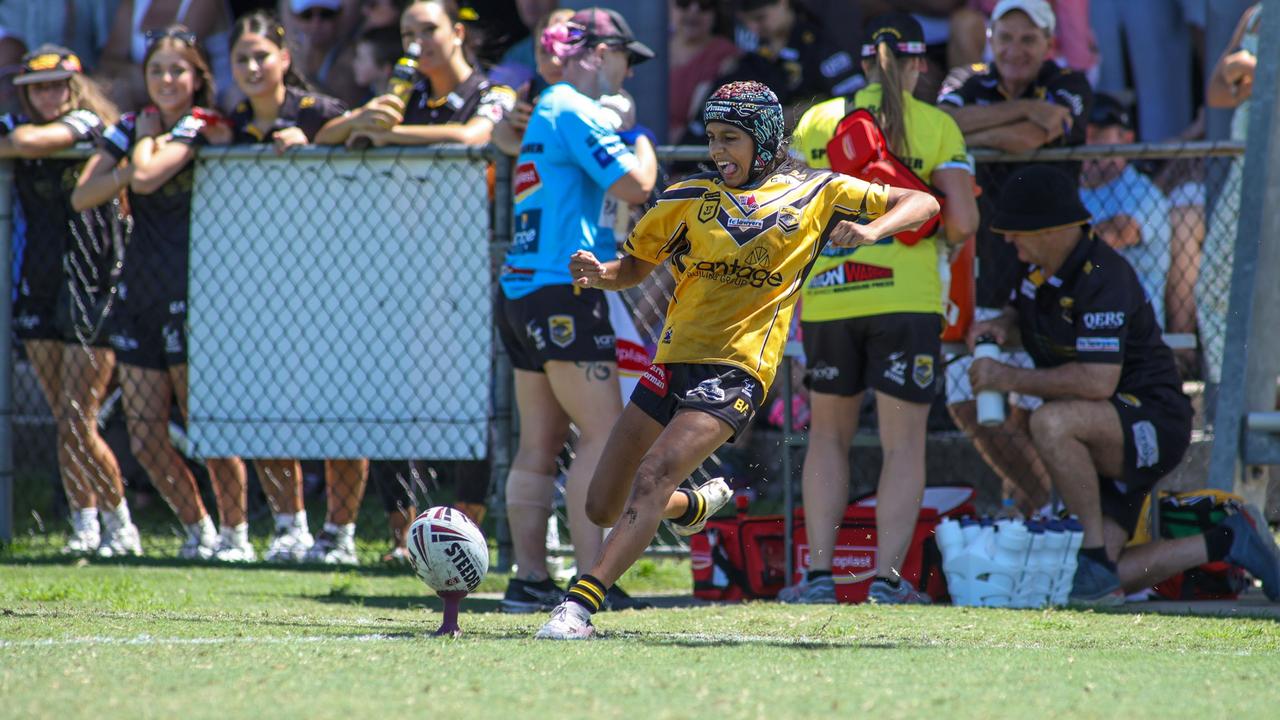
xmin=0 ymin=632 xmax=1266 ymax=656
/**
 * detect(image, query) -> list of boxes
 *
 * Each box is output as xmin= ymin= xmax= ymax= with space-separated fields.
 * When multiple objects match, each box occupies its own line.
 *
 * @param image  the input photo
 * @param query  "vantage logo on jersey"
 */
xmin=690 ymin=257 xmax=783 ymax=288
xmin=808 ymin=260 xmax=894 ymax=290
xmin=514 ymin=162 xmax=542 ymax=203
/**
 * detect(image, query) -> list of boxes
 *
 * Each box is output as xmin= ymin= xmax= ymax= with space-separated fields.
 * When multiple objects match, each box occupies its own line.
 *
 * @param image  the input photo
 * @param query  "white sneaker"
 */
xmin=62 ymin=526 xmax=101 ymax=556
xmin=97 ymin=524 xmax=142 ymax=558
xmin=534 ymin=601 xmax=596 ymax=640
xmin=213 ymin=534 xmax=257 ymax=563
xmin=671 ymin=477 xmax=733 ymax=536
xmin=304 ymin=530 xmax=359 ymax=565
xmin=179 ymin=521 xmax=218 ymax=560
xmin=265 ymin=524 xmax=314 ymax=563
xmin=778 ymin=575 xmax=837 ymax=604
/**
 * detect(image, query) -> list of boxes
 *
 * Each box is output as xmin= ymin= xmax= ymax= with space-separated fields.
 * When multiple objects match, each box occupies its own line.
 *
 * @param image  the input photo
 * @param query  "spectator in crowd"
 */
xmin=71 ymin=26 xmax=248 ymax=561
xmin=939 ymin=0 xmax=1088 ymax=515
xmin=723 ymin=0 xmax=862 ymax=111
xmin=225 ymin=11 xmax=375 ymax=564
xmin=282 ymin=0 xmax=364 ymax=106
xmin=1090 ymin=0 xmax=1192 ymax=142
xmin=0 ymin=45 xmax=142 ymax=558
xmin=779 ymin=14 xmax=977 ymax=605
xmin=360 ymin=0 xmax=409 ymax=31
xmin=0 ymin=0 xmax=121 ymax=74
xmin=948 ymin=0 xmax=1097 ymax=76
xmin=497 ymin=8 xmax=657 ymax=614
xmin=335 ymin=0 xmax=516 ymax=148
xmin=1079 ymin=93 xmax=1170 ymax=329
xmin=968 ymin=165 xmax=1280 ymax=605
xmin=350 ymin=24 xmax=400 ymax=100
xmin=490 ymin=7 xmax=572 ymax=157
xmin=1155 ymin=157 xmax=1205 ymax=376
xmin=1198 ymin=2 xmax=1259 ymax=392
xmin=668 ymin=0 xmax=740 ymax=144
xmin=536 ymin=80 xmax=940 ymax=639
xmin=95 ymin=0 xmax=235 ymax=110
xmin=491 ymin=0 xmax=558 ymax=87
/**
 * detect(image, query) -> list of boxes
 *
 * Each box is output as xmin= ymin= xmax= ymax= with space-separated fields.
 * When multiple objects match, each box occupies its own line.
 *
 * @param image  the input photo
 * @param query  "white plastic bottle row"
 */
xmin=936 ymin=516 xmax=1085 ymax=607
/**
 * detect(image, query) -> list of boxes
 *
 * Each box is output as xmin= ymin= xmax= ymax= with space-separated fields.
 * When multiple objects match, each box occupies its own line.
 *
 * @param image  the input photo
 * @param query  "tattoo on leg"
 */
xmin=575 ymin=361 xmax=613 ymax=381
xmin=624 ymin=508 xmax=638 ymax=525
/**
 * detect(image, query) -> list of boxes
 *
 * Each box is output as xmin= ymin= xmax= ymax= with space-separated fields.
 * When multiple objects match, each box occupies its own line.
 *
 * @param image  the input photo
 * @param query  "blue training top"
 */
xmin=500 ymin=82 xmax=638 ymax=299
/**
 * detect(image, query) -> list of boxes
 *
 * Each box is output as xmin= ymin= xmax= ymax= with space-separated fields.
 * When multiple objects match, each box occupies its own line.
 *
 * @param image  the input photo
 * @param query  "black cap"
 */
xmin=991 ymin=165 xmax=1092 ymax=234
xmin=862 ymin=13 xmax=927 ymax=59
xmin=14 ymin=44 xmax=83 ymax=86
xmin=1089 ymin=92 xmax=1133 ymax=130
xmin=570 ymin=7 xmax=654 ymax=65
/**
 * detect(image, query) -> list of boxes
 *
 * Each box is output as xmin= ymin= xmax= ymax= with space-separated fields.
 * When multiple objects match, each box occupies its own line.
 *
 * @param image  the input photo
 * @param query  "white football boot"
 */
xmin=534 ymin=601 xmax=596 ymax=640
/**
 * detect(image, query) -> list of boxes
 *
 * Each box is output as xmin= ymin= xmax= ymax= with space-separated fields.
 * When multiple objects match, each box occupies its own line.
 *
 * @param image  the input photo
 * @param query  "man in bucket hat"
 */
xmin=966 ymin=165 xmax=1280 ymax=606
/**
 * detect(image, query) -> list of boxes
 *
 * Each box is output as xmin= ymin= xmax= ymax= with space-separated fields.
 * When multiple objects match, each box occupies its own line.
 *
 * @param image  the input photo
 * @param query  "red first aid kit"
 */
xmin=690 ymin=486 xmax=976 ymax=603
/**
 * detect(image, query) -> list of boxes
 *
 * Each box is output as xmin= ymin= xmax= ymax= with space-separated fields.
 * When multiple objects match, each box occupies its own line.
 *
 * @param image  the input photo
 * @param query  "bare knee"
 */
xmin=1028 ymin=404 xmax=1074 ymax=449
xmin=631 ymin=454 xmax=677 ymax=505
xmin=585 ymin=485 xmax=619 ymax=527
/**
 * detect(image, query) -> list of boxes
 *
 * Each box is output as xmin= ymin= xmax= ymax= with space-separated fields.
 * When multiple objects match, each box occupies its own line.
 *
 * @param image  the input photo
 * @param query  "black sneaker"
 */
xmin=603 ymin=584 xmax=652 ymax=611
xmin=501 ymin=577 xmax=564 ymax=614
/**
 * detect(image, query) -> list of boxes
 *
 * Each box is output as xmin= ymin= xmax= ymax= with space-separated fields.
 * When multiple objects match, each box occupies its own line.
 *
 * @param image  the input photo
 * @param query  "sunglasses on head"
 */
xmin=144 ymin=28 xmax=198 ymax=49
xmin=298 ymin=7 xmax=339 ymax=21
xmin=675 ymin=0 xmax=716 ymax=10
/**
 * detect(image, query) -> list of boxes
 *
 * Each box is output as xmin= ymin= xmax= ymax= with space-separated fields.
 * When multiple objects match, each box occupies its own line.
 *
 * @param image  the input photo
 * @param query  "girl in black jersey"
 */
xmin=330 ymin=0 xmax=515 ymax=148
xmin=226 ymin=12 xmax=371 ymax=565
xmin=72 ymin=26 xmax=247 ymax=562
xmin=0 ymin=46 xmax=141 ymax=557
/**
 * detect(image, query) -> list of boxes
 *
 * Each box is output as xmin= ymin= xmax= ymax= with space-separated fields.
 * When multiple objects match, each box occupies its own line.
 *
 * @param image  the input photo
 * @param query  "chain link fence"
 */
xmin=0 ymin=140 xmax=1249 ymax=565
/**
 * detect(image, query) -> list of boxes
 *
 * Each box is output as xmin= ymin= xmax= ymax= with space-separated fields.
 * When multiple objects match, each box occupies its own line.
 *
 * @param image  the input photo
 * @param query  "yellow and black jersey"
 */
xmin=624 ymin=166 xmax=888 ymax=390
xmin=792 ymin=84 xmax=971 ymax=321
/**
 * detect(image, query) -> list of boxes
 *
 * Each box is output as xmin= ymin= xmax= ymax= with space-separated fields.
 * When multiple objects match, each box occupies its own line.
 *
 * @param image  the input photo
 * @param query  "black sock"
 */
xmin=1079 ymin=545 xmax=1117 ymax=572
xmin=565 ymin=574 xmax=608 ymax=614
xmin=806 ymin=570 xmax=832 ymax=582
xmin=674 ymin=488 xmax=706 ymax=526
xmin=1204 ymin=524 xmax=1235 ymax=562
xmin=874 ymin=576 xmax=901 ymax=589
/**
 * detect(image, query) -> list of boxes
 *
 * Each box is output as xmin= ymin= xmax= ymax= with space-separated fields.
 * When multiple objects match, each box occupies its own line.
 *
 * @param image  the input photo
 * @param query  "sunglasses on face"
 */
xmin=298 ymin=8 xmax=339 ymax=21
xmin=675 ymin=0 xmax=716 ymax=11
xmin=144 ymin=28 xmax=198 ymax=49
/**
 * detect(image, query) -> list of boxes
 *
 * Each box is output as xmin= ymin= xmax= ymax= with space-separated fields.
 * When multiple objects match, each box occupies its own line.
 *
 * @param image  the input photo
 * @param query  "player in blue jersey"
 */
xmin=495 ymin=8 xmax=666 ymax=613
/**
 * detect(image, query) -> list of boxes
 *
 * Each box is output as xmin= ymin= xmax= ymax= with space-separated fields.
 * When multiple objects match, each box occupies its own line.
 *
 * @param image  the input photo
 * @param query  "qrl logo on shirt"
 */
xmin=514 ymin=162 xmax=542 ymax=203
xmin=1083 ymin=311 xmax=1125 ymax=330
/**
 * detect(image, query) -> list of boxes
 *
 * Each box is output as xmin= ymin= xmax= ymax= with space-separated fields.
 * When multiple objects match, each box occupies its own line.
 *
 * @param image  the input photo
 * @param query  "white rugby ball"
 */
xmin=406 ymin=506 xmax=489 ymax=593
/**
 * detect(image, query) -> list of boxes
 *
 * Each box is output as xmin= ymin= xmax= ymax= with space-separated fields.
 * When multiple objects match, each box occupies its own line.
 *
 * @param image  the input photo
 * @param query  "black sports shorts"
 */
xmin=630 ymin=362 xmax=762 ymax=442
xmin=497 ymin=284 xmax=616 ymax=372
xmin=801 ymin=312 xmax=942 ymax=403
xmin=108 ymin=296 xmax=187 ymax=370
xmin=1098 ymin=389 xmax=1194 ymax=535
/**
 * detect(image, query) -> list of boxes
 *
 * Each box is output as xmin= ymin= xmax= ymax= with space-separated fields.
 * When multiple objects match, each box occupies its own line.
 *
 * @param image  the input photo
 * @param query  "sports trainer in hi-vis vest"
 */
xmin=966 ymin=164 xmax=1280 ymax=606
xmin=535 ymin=80 xmax=939 ymax=639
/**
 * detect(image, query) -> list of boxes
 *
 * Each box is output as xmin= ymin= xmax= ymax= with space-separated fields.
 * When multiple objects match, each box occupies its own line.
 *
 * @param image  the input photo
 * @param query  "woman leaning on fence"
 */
xmin=221 ymin=11 xmax=373 ymax=566
xmin=317 ymin=0 xmax=515 ymax=563
xmin=71 ymin=26 xmax=248 ymax=562
xmin=780 ymin=14 xmax=980 ymax=605
xmin=0 ymin=45 xmax=142 ymax=558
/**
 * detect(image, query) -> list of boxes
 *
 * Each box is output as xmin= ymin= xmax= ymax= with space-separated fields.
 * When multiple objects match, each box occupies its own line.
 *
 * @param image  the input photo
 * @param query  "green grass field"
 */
xmin=3 ymin=555 xmax=1279 ymax=720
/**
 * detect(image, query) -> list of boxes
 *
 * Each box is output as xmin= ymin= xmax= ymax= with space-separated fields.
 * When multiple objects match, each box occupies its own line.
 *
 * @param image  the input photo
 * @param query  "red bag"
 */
xmin=825 ymin=108 xmax=942 ymax=246
xmin=690 ymin=486 xmax=976 ymax=603
xmin=941 ymin=233 xmax=975 ymax=343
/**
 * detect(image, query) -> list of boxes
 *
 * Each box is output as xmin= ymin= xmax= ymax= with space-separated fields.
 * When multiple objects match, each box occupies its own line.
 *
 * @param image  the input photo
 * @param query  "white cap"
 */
xmin=290 ymin=0 xmax=342 ymax=13
xmin=991 ymin=0 xmax=1056 ymax=35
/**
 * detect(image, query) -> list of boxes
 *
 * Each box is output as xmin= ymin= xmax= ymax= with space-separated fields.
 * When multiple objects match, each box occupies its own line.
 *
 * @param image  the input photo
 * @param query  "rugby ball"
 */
xmin=406 ymin=506 xmax=489 ymax=593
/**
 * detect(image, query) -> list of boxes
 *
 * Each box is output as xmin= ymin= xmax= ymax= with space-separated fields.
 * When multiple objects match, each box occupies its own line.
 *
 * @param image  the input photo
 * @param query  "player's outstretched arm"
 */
xmin=569 ymin=250 xmax=657 ymax=291
xmin=829 ymin=186 xmax=940 ymax=247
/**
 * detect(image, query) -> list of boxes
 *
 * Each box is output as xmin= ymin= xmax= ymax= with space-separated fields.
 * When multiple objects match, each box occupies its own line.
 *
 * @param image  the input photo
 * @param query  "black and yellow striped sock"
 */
xmin=674 ymin=487 xmax=706 ymax=527
xmin=565 ymin=574 xmax=607 ymax=613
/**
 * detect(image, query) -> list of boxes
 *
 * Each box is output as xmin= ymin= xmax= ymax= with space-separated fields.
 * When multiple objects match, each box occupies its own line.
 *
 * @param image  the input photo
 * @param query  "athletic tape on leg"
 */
xmin=505 ymin=470 xmax=556 ymax=512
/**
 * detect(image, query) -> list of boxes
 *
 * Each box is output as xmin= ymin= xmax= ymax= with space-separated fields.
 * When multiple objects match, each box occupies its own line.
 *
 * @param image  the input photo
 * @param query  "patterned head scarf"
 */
xmin=702 ymin=81 xmax=785 ymax=184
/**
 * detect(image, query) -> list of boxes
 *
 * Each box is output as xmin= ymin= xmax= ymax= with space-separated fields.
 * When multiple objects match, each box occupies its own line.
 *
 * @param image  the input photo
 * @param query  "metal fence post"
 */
xmin=1207 ymin=0 xmax=1280 ymax=504
xmin=489 ymin=150 xmax=515 ymax=572
xmin=0 ymin=160 xmax=13 ymax=544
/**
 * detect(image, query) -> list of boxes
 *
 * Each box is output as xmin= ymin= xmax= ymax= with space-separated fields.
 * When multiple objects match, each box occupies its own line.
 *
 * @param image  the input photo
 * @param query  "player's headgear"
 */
xmin=702 ymin=80 xmax=785 ymax=184
xmin=991 ymin=164 xmax=1092 ymax=234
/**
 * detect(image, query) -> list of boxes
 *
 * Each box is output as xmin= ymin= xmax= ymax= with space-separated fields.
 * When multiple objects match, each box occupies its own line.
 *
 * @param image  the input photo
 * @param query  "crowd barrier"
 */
xmin=0 ymin=141 xmax=1243 ymax=568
